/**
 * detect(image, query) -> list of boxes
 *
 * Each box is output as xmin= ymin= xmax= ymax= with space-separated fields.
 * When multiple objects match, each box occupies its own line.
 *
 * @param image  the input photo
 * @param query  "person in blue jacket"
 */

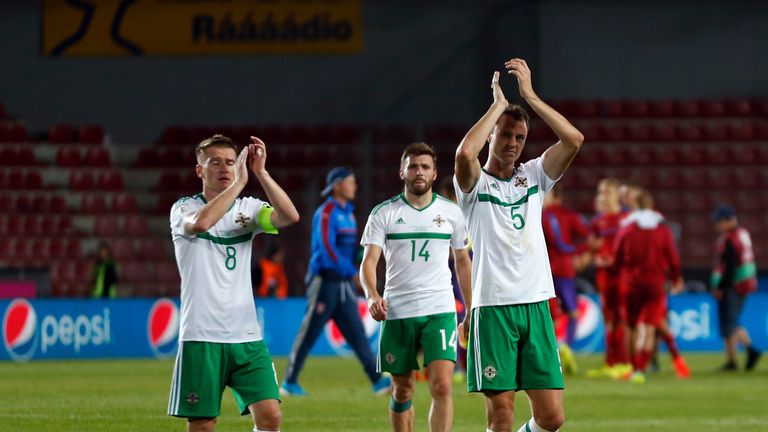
xmin=281 ymin=167 xmax=391 ymax=396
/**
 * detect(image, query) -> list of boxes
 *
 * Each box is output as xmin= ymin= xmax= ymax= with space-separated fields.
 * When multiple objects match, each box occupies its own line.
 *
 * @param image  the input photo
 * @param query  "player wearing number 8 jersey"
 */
xmin=168 ymin=134 xmax=299 ymax=432
xmin=454 ymin=59 xmax=584 ymax=432
xmin=361 ymin=143 xmax=473 ymax=432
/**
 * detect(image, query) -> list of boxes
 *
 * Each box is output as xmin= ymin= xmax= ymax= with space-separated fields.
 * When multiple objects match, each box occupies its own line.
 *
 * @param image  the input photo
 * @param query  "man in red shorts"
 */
xmin=613 ymin=189 xmax=685 ymax=383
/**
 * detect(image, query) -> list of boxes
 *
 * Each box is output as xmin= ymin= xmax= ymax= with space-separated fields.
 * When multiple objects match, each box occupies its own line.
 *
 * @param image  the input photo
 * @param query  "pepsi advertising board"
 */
xmin=3 ymin=294 xmax=767 ymax=362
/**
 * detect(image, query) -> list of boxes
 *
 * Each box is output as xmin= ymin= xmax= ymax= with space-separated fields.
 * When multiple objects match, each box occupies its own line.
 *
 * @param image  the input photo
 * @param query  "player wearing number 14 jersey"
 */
xmin=361 ymin=143 xmax=472 ymax=432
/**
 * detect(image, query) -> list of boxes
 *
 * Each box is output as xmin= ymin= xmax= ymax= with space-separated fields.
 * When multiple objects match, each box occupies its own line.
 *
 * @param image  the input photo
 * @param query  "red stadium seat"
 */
xmin=56 ymin=215 xmax=75 ymax=234
xmin=7 ymin=124 xmax=28 ymax=143
xmin=32 ymin=194 xmax=50 ymax=213
xmin=676 ymin=125 xmax=704 ymax=142
xmin=155 ymin=172 xmax=181 ymax=191
xmin=155 ymin=261 xmax=180 ymax=283
xmin=139 ymin=239 xmax=168 ymax=260
xmin=98 ymin=170 xmax=124 ymax=191
xmin=50 ymin=195 xmax=68 ymax=213
xmin=158 ymin=126 xmax=185 ymax=145
xmin=134 ymin=147 xmax=159 ymax=167
xmin=728 ymin=124 xmax=755 ymax=141
xmin=649 ymin=100 xmax=676 ymax=118
xmin=675 ymin=100 xmax=701 ymax=117
xmin=56 ymin=147 xmax=83 ymax=167
xmin=123 ymin=215 xmax=149 ymax=236
xmin=16 ymin=147 xmax=36 ymax=166
xmin=81 ymin=194 xmax=109 ymax=214
xmin=78 ymin=125 xmax=104 ymax=145
xmin=85 ymin=147 xmax=111 ymax=167
xmin=724 ymin=99 xmax=753 ymax=117
xmin=112 ymin=193 xmax=138 ymax=214
xmin=93 ymin=216 xmax=120 ymax=236
xmin=49 ymin=124 xmax=75 ymax=144
xmin=0 ymin=147 xmax=18 ymax=166
xmin=69 ymin=171 xmax=95 ymax=191
xmin=702 ymin=124 xmax=729 ymax=141
xmin=625 ymin=100 xmax=650 ymax=118
xmin=49 ymin=238 xmax=65 ymax=259
xmin=121 ymin=260 xmax=152 ymax=283
xmin=701 ymin=100 xmax=726 ymax=117
xmin=25 ymin=171 xmax=43 ymax=189
xmin=603 ymin=100 xmax=624 ymax=117
xmin=110 ymin=238 xmax=136 ymax=260
xmin=158 ymin=147 xmax=184 ymax=167
xmin=15 ymin=194 xmax=32 ymax=213
xmin=679 ymin=146 xmax=706 ymax=166
xmin=372 ymin=125 xmax=417 ymax=144
xmin=65 ymin=238 xmax=82 ymax=257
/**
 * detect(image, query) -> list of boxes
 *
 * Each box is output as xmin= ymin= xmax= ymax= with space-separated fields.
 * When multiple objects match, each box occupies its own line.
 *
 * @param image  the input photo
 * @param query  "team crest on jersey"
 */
xmin=396 ymin=217 xmax=406 ymax=225
xmin=514 ymin=177 xmax=528 ymax=188
xmin=386 ymin=352 xmax=396 ymax=364
xmin=483 ymin=365 xmax=497 ymax=381
xmin=235 ymin=212 xmax=251 ymax=228
xmin=186 ymin=392 xmax=200 ymax=405
xmin=433 ymin=214 xmax=445 ymax=227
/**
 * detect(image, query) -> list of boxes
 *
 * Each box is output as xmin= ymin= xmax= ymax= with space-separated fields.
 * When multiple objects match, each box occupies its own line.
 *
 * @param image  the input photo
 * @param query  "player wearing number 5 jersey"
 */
xmin=454 ymin=59 xmax=584 ymax=432
xmin=168 ymin=134 xmax=299 ymax=432
xmin=361 ymin=143 xmax=473 ymax=432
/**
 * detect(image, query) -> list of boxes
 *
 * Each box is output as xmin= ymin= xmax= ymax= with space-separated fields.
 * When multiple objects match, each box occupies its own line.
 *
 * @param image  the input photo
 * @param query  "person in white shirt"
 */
xmin=360 ymin=143 xmax=472 ymax=432
xmin=167 ymin=134 xmax=299 ymax=432
xmin=454 ymin=59 xmax=584 ymax=432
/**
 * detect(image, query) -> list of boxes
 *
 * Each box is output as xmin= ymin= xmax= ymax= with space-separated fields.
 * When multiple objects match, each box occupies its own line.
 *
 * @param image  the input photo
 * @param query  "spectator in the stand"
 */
xmin=91 ymin=241 xmax=118 ymax=298
xmin=256 ymin=244 xmax=289 ymax=298
xmin=711 ymin=205 xmax=762 ymax=371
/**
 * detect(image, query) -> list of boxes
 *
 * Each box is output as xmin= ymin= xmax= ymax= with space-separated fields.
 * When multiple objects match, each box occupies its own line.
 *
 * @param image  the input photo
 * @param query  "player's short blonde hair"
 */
xmin=195 ymin=134 xmax=237 ymax=164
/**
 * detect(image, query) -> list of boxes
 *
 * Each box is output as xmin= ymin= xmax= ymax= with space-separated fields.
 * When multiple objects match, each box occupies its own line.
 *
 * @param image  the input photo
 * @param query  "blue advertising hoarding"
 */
xmin=2 ymin=294 xmax=767 ymax=362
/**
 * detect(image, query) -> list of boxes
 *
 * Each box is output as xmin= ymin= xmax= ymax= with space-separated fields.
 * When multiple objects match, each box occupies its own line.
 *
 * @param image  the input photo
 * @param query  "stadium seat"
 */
xmin=121 ymin=260 xmax=151 ymax=283
xmin=155 ymin=261 xmax=180 ymax=283
xmin=123 ymin=215 xmax=149 ymax=236
xmin=158 ymin=147 xmax=184 ymax=167
xmin=158 ymin=126 xmax=185 ymax=145
xmin=676 ymin=125 xmax=704 ymax=142
xmin=627 ymin=147 xmax=653 ymax=166
xmin=679 ymin=146 xmax=706 ymax=165
xmin=650 ymin=145 xmax=679 ymax=165
xmin=650 ymin=124 xmax=676 ymax=142
xmin=50 ymin=195 xmax=68 ymax=213
xmin=0 ymin=147 xmax=18 ymax=166
xmin=602 ymin=100 xmax=624 ymax=117
xmin=372 ymin=125 xmax=417 ymax=144
xmin=112 ymin=193 xmax=138 ymax=214
xmin=134 ymin=147 xmax=160 ymax=167
xmin=701 ymin=100 xmax=726 ymax=117
xmin=25 ymin=171 xmax=43 ymax=189
xmin=49 ymin=124 xmax=75 ymax=144
xmin=24 ymin=215 xmax=43 ymax=236
xmin=65 ymin=238 xmax=82 ymax=257
xmin=69 ymin=171 xmax=95 ymax=191
xmin=0 ymin=238 xmax=12 ymax=259
xmin=32 ymin=194 xmax=50 ymax=213
xmin=625 ymin=100 xmax=650 ymax=117
xmin=81 ymin=194 xmax=109 ymax=214
xmin=728 ymin=123 xmax=755 ymax=141
xmin=703 ymin=124 xmax=729 ymax=141
xmin=648 ymin=100 xmax=676 ymax=118
xmin=110 ymin=238 xmax=136 ymax=260
xmin=56 ymin=147 xmax=83 ymax=167
xmin=98 ymin=170 xmax=124 ymax=191
xmin=675 ymin=100 xmax=701 ymax=117
xmin=16 ymin=147 xmax=36 ymax=166
xmin=85 ymin=147 xmax=111 ymax=167
xmin=49 ymin=238 xmax=65 ymax=259
xmin=724 ymin=99 xmax=753 ymax=117
xmin=78 ymin=125 xmax=104 ymax=145
xmin=94 ymin=216 xmax=121 ymax=236
xmin=15 ymin=194 xmax=32 ymax=213
xmin=56 ymin=215 xmax=75 ymax=234
xmin=7 ymin=124 xmax=28 ymax=143
xmin=155 ymin=172 xmax=181 ymax=191
xmin=139 ymin=239 xmax=169 ymax=260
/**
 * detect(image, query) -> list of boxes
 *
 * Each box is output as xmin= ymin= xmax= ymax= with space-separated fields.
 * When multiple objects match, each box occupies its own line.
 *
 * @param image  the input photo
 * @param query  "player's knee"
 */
xmin=256 ymin=408 xmax=282 ymax=430
xmin=187 ymin=417 xmax=216 ymax=432
xmin=488 ymin=404 xmax=514 ymax=428
xmin=536 ymin=411 xmax=565 ymax=431
xmin=429 ymin=377 xmax=452 ymax=400
xmin=392 ymin=382 xmax=414 ymax=401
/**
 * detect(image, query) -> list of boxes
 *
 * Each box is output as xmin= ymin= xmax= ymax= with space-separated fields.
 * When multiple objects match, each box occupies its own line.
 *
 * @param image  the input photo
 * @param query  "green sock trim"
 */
xmin=389 ymin=397 xmax=412 ymax=413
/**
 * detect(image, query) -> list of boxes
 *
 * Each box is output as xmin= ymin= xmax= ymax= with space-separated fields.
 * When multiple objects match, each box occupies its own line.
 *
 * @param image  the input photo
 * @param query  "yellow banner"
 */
xmin=43 ymin=0 xmax=363 ymax=56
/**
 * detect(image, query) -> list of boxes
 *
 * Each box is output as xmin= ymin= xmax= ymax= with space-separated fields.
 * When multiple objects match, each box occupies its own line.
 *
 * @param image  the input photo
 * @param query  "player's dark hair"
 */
xmin=500 ymin=104 xmax=530 ymax=128
xmin=195 ymin=134 xmax=237 ymax=163
xmin=400 ymin=142 xmax=437 ymax=168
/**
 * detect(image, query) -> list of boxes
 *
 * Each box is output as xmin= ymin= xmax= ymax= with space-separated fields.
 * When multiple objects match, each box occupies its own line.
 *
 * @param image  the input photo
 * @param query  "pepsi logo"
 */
xmin=324 ymin=298 xmax=380 ymax=355
xmin=3 ymin=299 xmax=38 ymax=361
xmin=147 ymin=298 xmax=179 ymax=358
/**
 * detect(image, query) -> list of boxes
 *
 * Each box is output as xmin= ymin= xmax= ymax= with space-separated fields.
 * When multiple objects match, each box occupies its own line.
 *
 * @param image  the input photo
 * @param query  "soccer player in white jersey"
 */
xmin=167 ymin=134 xmax=299 ymax=432
xmin=360 ymin=143 xmax=473 ymax=432
xmin=454 ymin=60 xmax=584 ymax=432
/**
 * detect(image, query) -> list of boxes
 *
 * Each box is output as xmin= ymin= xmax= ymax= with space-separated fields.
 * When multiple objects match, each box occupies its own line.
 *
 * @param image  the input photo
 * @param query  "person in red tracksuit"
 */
xmin=588 ymin=178 xmax=630 ymax=377
xmin=613 ymin=189 xmax=686 ymax=383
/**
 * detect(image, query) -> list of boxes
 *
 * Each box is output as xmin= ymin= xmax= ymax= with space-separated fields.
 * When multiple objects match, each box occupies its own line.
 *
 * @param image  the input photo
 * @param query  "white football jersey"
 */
xmin=453 ymin=156 xmax=558 ymax=308
xmin=361 ymin=193 xmax=469 ymax=320
xmin=170 ymin=193 xmax=276 ymax=343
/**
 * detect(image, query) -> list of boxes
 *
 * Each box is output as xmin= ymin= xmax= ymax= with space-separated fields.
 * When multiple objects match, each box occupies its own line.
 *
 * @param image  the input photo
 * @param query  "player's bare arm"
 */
xmin=360 ymin=244 xmax=387 ymax=321
xmin=505 ymin=58 xmax=584 ymax=180
xmin=184 ymin=146 xmax=250 ymax=235
xmin=248 ymin=136 xmax=300 ymax=228
xmin=453 ymin=247 xmax=472 ymax=338
xmin=455 ymin=71 xmax=509 ymax=193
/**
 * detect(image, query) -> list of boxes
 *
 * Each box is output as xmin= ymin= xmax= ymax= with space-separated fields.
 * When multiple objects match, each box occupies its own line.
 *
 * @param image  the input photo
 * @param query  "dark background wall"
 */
xmin=1 ymin=0 xmax=765 ymax=144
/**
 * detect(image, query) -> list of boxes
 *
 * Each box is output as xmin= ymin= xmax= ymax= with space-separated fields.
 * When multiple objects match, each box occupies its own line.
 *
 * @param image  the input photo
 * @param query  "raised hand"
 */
xmin=248 ymin=136 xmax=267 ymax=175
xmin=491 ymin=71 xmax=509 ymax=109
xmin=234 ymin=146 xmax=249 ymax=185
xmin=505 ymin=58 xmax=536 ymax=100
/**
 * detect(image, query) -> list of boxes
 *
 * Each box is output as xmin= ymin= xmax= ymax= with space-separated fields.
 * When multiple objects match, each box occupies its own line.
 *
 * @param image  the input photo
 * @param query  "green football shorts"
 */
xmin=467 ymin=301 xmax=564 ymax=392
xmin=167 ymin=340 xmax=280 ymax=418
xmin=378 ymin=312 xmax=457 ymax=375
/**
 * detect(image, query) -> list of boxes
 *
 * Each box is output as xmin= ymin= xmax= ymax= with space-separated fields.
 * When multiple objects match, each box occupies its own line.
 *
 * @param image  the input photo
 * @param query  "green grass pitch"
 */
xmin=0 ymin=354 xmax=766 ymax=431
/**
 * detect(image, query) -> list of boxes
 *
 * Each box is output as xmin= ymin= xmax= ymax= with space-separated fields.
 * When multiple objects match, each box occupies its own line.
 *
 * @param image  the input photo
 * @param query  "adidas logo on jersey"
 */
xmin=396 ymin=217 xmax=406 ymax=224
xmin=490 ymin=183 xmax=499 ymax=190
